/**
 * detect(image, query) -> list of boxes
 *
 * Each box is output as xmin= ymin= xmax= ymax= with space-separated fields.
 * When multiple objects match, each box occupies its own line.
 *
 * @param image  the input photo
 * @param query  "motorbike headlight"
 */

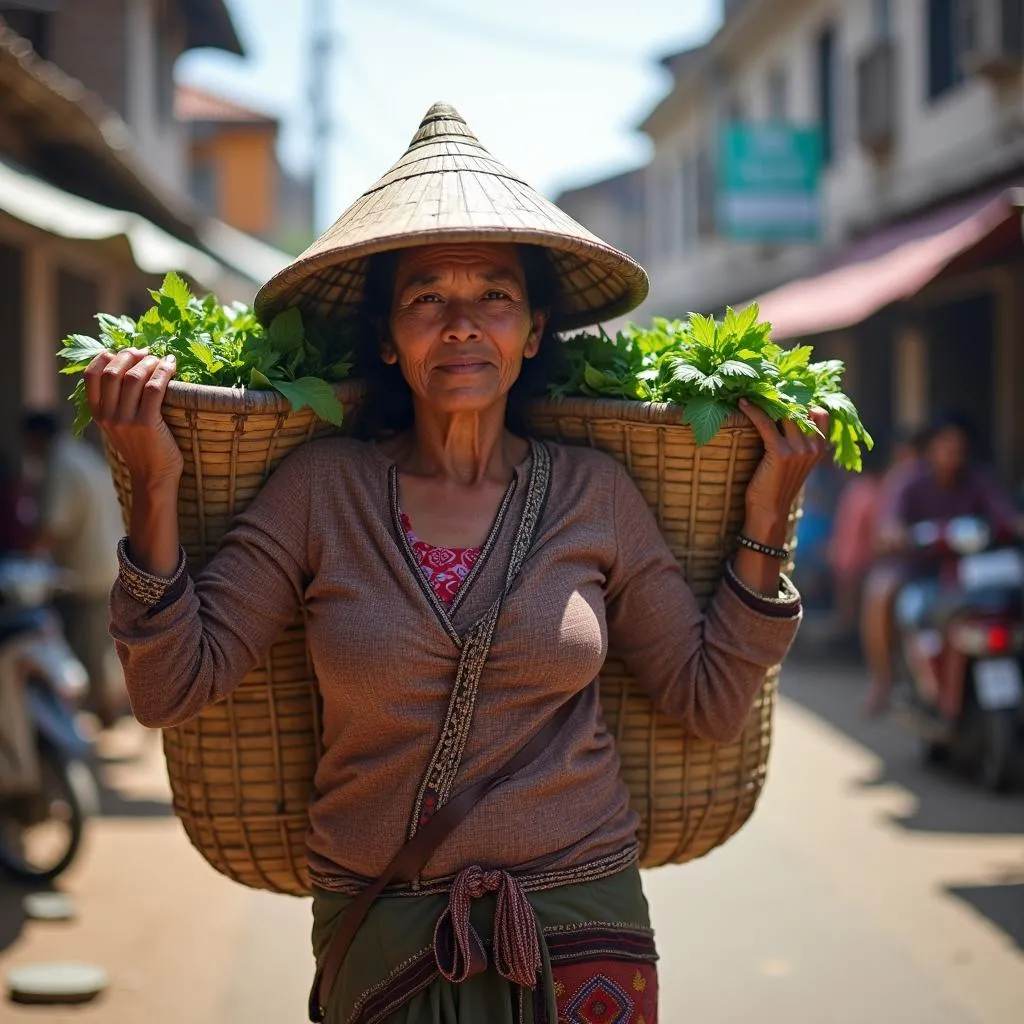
xmin=946 ymin=517 xmax=991 ymax=555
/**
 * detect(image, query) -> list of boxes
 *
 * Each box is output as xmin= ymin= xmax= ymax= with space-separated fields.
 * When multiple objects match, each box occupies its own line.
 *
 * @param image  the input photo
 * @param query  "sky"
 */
xmin=177 ymin=0 xmax=722 ymax=232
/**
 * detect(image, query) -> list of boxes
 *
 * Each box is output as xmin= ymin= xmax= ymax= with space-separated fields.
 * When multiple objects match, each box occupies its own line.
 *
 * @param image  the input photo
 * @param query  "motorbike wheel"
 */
xmin=977 ymin=709 xmax=1018 ymax=794
xmin=0 ymin=743 xmax=85 ymax=883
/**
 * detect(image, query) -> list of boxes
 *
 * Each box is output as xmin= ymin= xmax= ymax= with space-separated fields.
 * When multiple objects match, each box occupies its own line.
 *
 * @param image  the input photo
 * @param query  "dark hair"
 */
xmin=21 ymin=411 xmax=60 ymax=440
xmin=891 ymin=423 xmax=929 ymax=455
xmin=349 ymin=244 xmax=562 ymax=440
xmin=922 ymin=411 xmax=975 ymax=449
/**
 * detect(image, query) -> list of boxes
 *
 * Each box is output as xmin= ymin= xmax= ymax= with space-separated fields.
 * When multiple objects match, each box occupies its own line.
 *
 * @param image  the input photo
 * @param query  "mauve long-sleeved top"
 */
xmin=110 ymin=438 xmax=800 ymax=890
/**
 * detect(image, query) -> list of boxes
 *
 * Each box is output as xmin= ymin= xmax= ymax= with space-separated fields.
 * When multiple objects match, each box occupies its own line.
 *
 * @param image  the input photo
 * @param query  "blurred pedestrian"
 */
xmin=23 ymin=411 xmax=128 ymax=727
xmin=0 ymin=450 xmax=35 ymax=553
xmin=830 ymin=430 xmax=923 ymax=639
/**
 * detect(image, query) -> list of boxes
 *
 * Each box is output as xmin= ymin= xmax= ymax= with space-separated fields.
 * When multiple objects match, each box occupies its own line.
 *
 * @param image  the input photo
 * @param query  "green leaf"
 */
xmin=69 ymin=380 xmax=92 ymax=437
xmin=267 ymin=307 xmax=305 ymax=353
xmin=671 ymin=361 xmax=707 ymax=386
xmin=324 ymin=358 xmax=353 ymax=382
xmin=681 ymin=396 xmax=730 ymax=445
xmin=779 ymin=380 xmax=815 ymax=407
xmin=816 ymin=390 xmax=858 ymax=417
xmin=249 ymin=367 xmax=274 ymax=389
xmin=777 ymin=345 xmax=814 ymax=374
xmin=688 ymin=312 xmax=717 ymax=350
xmin=188 ymin=341 xmax=224 ymax=374
xmin=58 ymin=334 xmax=108 ymax=367
xmin=718 ymin=359 xmax=759 ymax=379
xmin=161 ymin=271 xmax=192 ymax=310
xmin=271 ymin=376 xmax=344 ymax=426
xmin=727 ymin=303 xmax=759 ymax=338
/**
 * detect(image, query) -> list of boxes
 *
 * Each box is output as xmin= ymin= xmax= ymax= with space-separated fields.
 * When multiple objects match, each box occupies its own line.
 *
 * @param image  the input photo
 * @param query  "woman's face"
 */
xmin=382 ymin=243 xmax=547 ymax=416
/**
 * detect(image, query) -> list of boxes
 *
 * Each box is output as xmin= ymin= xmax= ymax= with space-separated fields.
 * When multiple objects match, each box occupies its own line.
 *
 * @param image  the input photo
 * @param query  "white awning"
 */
xmin=196 ymin=217 xmax=294 ymax=290
xmin=0 ymin=158 xmax=256 ymax=297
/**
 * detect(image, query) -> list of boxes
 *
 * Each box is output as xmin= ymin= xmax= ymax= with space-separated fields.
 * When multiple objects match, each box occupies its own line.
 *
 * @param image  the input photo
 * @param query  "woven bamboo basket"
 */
xmin=104 ymin=384 xmax=797 ymax=891
xmin=524 ymin=397 xmax=799 ymax=868
xmin=104 ymin=379 xmax=364 ymax=896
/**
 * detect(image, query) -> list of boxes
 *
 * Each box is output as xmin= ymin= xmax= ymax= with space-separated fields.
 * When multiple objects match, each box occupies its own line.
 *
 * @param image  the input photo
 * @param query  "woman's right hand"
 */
xmin=86 ymin=349 xmax=183 ymax=491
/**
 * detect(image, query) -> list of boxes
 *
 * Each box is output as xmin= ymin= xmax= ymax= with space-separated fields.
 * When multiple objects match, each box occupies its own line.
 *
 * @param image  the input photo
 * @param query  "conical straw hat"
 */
xmin=254 ymin=103 xmax=649 ymax=331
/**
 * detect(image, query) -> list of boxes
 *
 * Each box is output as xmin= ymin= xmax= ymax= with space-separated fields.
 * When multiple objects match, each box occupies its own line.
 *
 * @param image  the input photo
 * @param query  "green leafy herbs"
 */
xmin=549 ymin=305 xmax=873 ymax=471
xmin=58 ymin=272 xmax=353 ymax=434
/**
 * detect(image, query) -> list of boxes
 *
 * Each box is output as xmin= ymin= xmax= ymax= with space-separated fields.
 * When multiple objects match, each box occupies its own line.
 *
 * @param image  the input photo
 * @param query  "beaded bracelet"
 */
xmin=737 ymin=534 xmax=790 ymax=561
xmin=116 ymin=537 xmax=187 ymax=607
xmin=725 ymin=561 xmax=800 ymax=607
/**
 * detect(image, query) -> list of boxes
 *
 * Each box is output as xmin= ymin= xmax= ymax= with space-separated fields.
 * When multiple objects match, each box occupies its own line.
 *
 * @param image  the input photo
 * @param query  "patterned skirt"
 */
xmin=311 ymin=864 xmax=658 ymax=1024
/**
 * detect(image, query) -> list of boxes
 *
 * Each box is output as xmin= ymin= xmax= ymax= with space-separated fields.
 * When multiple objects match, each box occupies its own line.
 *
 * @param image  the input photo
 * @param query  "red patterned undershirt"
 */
xmin=401 ymin=513 xmax=481 ymax=605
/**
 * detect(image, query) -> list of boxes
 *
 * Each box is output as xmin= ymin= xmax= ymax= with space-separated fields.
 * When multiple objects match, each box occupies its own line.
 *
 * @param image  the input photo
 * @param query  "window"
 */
xmin=927 ymin=0 xmax=980 ymax=98
xmin=816 ymin=27 xmax=838 ymax=165
xmin=190 ymin=160 xmax=218 ymax=213
xmin=873 ymin=0 xmax=893 ymax=38
xmin=155 ymin=35 xmax=178 ymax=124
xmin=695 ymin=146 xmax=716 ymax=238
xmin=681 ymin=154 xmax=698 ymax=249
xmin=767 ymin=67 xmax=788 ymax=121
xmin=726 ymin=93 xmax=746 ymax=121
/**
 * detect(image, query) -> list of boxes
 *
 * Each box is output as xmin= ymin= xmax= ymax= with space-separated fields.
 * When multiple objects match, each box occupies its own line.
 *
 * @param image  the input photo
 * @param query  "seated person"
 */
xmin=859 ymin=414 xmax=1022 ymax=715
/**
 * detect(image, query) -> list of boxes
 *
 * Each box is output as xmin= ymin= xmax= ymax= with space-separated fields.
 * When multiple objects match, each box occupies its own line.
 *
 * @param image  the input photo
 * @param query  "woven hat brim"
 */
xmin=254 ymin=226 xmax=648 ymax=333
xmin=255 ymin=102 xmax=649 ymax=331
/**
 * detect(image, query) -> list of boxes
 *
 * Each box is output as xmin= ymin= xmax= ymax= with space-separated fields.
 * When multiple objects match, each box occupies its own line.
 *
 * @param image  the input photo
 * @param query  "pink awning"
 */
xmin=752 ymin=187 xmax=1024 ymax=340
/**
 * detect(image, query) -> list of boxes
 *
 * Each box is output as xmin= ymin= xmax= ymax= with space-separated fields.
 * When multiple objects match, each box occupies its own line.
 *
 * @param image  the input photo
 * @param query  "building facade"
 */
xmin=560 ymin=0 xmax=1024 ymax=481
xmin=0 ymin=0 xmax=241 ymax=196
xmin=0 ymin=2 xmax=289 ymax=451
xmin=176 ymin=84 xmax=315 ymax=254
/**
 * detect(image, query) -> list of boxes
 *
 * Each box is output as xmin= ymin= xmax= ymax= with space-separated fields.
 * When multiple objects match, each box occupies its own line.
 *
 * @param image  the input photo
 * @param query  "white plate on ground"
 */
xmin=22 ymin=892 xmax=76 ymax=922
xmin=6 ymin=962 xmax=108 ymax=1004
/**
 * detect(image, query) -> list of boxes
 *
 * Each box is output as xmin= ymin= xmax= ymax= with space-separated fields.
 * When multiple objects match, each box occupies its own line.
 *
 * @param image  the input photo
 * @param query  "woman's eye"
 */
xmin=484 ymin=290 xmax=510 ymax=300
xmin=414 ymin=294 xmax=443 ymax=303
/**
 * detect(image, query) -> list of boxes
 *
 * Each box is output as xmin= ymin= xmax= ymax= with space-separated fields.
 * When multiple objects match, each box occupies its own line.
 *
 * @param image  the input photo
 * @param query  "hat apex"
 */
xmin=409 ymin=102 xmax=479 ymax=149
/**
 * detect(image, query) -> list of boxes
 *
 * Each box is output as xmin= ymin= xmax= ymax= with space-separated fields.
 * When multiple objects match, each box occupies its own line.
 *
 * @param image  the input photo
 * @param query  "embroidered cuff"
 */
xmin=724 ymin=562 xmax=802 ymax=619
xmin=117 ymin=537 xmax=188 ymax=609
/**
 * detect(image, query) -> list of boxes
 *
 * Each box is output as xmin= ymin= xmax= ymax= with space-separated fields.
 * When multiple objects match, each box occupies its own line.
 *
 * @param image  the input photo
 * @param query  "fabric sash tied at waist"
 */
xmin=432 ymin=865 xmax=542 ymax=990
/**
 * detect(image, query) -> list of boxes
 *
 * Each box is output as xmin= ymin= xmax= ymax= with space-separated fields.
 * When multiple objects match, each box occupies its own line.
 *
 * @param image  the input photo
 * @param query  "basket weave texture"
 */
xmin=104 ymin=380 xmax=363 ymax=896
xmin=105 ymin=386 xmax=795 ymax=893
xmin=525 ymin=398 xmax=798 ymax=868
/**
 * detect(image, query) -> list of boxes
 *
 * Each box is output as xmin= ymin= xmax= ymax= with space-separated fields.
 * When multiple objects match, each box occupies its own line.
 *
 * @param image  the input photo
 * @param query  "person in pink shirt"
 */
xmin=830 ymin=431 xmax=923 ymax=640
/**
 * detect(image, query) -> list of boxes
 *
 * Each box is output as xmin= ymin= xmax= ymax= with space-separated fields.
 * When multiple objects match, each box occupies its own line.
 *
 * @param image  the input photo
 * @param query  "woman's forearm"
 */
xmin=128 ymin=477 xmax=181 ymax=578
xmin=733 ymin=512 xmax=788 ymax=595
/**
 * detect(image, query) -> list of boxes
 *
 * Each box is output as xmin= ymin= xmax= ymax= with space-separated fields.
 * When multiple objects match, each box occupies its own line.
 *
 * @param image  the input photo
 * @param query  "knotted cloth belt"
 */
xmin=309 ymin=689 xmax=581 ymax=1021
xmin=433 ymin=865 xmax=542 ymax=990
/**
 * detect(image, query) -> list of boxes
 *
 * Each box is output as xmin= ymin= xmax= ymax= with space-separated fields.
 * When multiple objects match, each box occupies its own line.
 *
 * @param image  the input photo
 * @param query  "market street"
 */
xmin=2 ymin=659 xmax=1022 ymax=1023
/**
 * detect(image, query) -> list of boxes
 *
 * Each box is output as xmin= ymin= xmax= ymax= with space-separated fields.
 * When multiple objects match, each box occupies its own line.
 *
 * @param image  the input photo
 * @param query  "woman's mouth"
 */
xmin=437 ymin=361 xmax=490 ymax=375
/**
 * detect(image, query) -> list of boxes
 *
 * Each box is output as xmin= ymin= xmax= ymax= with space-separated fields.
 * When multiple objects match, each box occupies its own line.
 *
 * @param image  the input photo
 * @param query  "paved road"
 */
xmin=1 ymin=660 xmax=1022 ymax=1023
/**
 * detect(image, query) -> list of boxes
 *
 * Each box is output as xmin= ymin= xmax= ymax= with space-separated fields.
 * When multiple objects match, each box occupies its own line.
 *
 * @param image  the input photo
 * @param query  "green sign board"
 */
xmin=718 ymin=122 xmax=822 ymax=242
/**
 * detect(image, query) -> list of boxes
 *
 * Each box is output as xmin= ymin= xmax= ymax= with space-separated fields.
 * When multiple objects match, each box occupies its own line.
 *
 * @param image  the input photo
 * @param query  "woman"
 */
xmin=91 ymin=105 xmax=826 ymax=1023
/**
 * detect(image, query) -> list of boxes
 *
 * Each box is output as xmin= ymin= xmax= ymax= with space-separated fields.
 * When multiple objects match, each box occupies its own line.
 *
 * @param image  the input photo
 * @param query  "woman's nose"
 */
xmin=441 ymin=301 xmax=481 ymax=342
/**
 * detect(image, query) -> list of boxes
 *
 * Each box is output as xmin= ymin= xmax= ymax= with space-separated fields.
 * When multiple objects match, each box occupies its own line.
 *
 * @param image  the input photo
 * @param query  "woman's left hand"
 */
xmin=740 ymin=399 xmax=831 ymax=541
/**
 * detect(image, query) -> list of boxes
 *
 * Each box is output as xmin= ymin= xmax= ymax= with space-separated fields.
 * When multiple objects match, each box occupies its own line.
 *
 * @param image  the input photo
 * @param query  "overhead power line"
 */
xmin=353 ymin=0 xmax=648 ymax=64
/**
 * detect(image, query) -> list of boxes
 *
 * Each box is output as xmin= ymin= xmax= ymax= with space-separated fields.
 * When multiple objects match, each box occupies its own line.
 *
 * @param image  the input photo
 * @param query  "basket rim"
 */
xmin=162 ymin=378 xmax=365 ymax=415
xmin=527 ymin=395 xmax=752 ymax=430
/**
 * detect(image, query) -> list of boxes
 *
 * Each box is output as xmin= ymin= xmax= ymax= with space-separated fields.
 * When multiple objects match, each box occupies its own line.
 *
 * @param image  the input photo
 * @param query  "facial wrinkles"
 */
xmin=395 ymin=245 xmax=525 ymax=307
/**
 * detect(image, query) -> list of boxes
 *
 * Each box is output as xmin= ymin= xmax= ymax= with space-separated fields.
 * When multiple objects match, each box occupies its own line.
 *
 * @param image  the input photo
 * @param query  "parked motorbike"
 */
xmin=0 ymin=556 xmax=98 ymax=882
xmin=896 ymin=516 xmax=1024 ymax=791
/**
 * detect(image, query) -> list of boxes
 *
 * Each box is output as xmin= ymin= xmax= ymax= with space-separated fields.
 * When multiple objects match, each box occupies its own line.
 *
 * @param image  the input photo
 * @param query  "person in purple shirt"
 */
xmin=860 ymin=414 xmax=1024 ymax=715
